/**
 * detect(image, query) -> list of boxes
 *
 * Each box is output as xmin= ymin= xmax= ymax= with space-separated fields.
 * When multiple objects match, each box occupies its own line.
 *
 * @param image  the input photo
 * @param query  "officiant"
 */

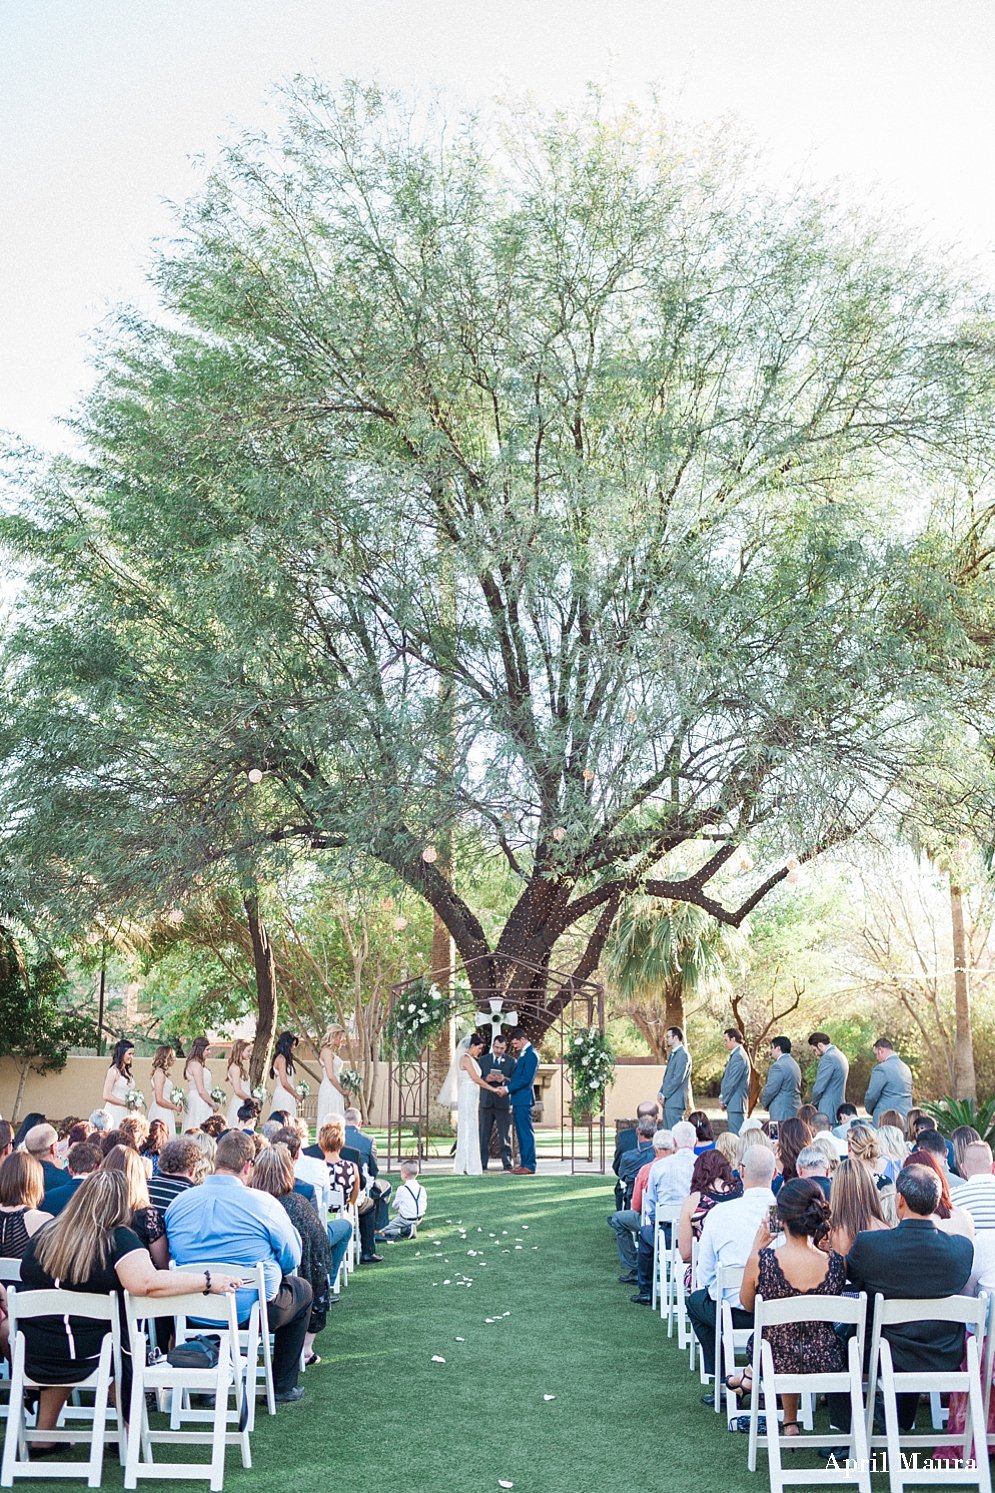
xmin=478 ymin=1035 xmax=516 ymax=1171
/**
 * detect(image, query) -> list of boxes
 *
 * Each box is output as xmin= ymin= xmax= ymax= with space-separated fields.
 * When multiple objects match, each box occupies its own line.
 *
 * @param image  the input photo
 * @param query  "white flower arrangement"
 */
xmin=387 ymin=977 xmax=458 ymax=1063
xmin=295 ymin=1080 xmax=310 ymax=1100
xmin=251 ymin=1083 xmax=268 ymax=1104
xmin=125 ymin=1087 xmax=145 ymax=1111
xmin=565 ymin=1028 xmax=616 ymax=1120
xmin=340 ymin=1069 xmax=363 ymax=1095
xmin=210 ymin=1086 xmax=227 ymax=1106
xmin=169 ymin=1086 xmax=185 ymax=1108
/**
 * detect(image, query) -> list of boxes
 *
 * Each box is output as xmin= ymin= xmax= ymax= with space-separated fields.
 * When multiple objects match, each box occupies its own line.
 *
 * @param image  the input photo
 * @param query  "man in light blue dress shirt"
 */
xmin=165 ymin=1129 xmax=312 ymax=1402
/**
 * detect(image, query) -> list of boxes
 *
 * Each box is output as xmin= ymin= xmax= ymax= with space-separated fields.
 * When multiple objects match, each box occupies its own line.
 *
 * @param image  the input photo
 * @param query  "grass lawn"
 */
xmin=20 ymin=1173 xmax=890 ymax=1492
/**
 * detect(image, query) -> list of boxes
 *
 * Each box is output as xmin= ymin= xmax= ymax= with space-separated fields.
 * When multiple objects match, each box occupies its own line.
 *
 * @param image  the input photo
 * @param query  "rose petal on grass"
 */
xmin=431 ymin=1355 xmax=446 ymax=1363
xmin=455 ymin=1337 xmax=465 ymax=1342
xmin=499 ymin=1480 xmax=514 ymax=1488
xmin=544 ymin=1394 xmax=556 ymax=1400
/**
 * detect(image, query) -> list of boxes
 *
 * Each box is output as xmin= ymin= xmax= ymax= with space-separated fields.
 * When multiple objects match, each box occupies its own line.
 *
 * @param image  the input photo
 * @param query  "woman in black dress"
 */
xmin=0 ymin=1152 xmax=52 ymax=1258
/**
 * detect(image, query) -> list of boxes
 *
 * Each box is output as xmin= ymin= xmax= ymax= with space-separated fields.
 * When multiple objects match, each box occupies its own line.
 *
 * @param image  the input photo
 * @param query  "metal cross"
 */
xmin=475 ymin=996 xmax=518 ymax=1041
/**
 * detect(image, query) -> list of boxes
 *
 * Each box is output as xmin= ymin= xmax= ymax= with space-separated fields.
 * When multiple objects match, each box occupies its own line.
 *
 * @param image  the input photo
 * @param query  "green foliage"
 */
xmin=920 ymin=1095 xmax=995 ymax=1143
xmin=0 ymin=931 xmax=98 ymax=1076
xmin=565 ymin=1027 xmax=617 ymax=1120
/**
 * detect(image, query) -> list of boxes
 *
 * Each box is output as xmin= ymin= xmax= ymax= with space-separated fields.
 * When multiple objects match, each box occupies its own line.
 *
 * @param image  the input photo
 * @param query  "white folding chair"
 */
xmin=0 ymin=1262 xmax=21 ymax=1286
xmin=179 ymin=1264 xmax=273 ymax=1422
xmin=326 ymin=1189 xmax=350 ymax=1292
xmin=651 ymin=1203 xmax=681 ymax=1314
xmin=716 ymin=1263 xmax=748 ymax=1424
xmin=866 ymin=1292 xmax=991 ymax=1493
xmin=1 ymin=1286 xmax=123 ymax=1487
xmin=744 ymin=1291 xmax=870 ymax=1489
xmin=123 ymin=1290 xmax=249 ymax=1490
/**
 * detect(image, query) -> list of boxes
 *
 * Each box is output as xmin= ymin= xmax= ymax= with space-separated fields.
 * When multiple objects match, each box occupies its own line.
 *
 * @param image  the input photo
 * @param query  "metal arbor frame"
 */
xmin=385 ymin=953 xmax=607 ymax=1174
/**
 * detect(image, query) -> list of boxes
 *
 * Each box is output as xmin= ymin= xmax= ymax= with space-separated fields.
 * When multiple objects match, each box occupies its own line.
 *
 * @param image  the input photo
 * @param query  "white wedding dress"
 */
xmin=453 ymin=1057 xmax=483 ymax=1175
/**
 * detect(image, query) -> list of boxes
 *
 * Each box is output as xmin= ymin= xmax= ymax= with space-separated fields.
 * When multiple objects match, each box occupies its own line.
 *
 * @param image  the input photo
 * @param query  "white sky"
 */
xmin=2 ymin=0 xmax=995 ymax=450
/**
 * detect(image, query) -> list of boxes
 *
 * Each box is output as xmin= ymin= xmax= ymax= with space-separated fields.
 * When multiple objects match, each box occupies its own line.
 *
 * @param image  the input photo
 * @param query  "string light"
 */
xmin=958 ymin=837 xmax=972 ymax=852
xmin=626 ymin=710 xmax=637 ymax=724
xmin=785 ymin=856 xmax=800 ymax=872
xmin=785 ymin=869 xmax=801 ymax=886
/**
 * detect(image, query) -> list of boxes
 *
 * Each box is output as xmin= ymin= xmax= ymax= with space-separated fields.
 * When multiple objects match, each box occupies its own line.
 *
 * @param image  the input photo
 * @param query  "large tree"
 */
xmin=0 ymin=84 xmax=988 ymax=1033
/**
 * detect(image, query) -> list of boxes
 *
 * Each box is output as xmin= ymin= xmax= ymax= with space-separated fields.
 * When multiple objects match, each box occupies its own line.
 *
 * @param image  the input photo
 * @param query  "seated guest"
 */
xmin=0 ymin=1152 xmax=52 ymax=1255
xmin=317 ymin=1118 xmax=359 ymax=1280
xmin=608 ymin=1127 xmax=671 ymax=1284
xmin=342 ymin=1107 xmax=390 ymax=1240
xmin=200 ymin=1115 xmax=226 ymax=1140
xmin=630 ymin=1128 xmax=690 ymax=1305
xmin=951 ymin=1125 xmax=982 ymax=1181
xmin=878 ymin=1108 xmax=906 ymax=1134
xmin=796 ymin=1104 xmax=819 ymax=1129
xmin=140 ymin=1119 xmax=169 ymax=1173
xmin=286 ymin=1118 xmax=330 ymax=1207
xmin=148 ymin=1137 xmax=200 ymax=1211
xmin=13 ymin=1114 xmax=46 ymax=1151
xmin=617 ymin=1117 xmax=658 ymax=1205
xmin=23 ymin=1124 xmax=65 ymax=1192
xmin=118 ymin=1114 xmax=150 ymax=1154
xmin=876 ymin=1125 xmax=910 ymax=1175
xmin=915 ymin=1125 xmax=958 ymax=1191
xmin=688 ymin=1112 xmax=715 ymax=1154
xmin=100 ymin=1129 xmax=126 ymax=1156
xmin=772 ymin=1118 xmax=812 ymax=1196
xmin=847 ymin=1123 xmax=899 ymax=1188
xmin=731 ymin=1179 xmax=846 ymax=1435
xmin=273 ymin=1126 xmax=318 ymax=1209
xmin=187 ymin=1131 xmax=216 ymax=1184
xmin=950 ymin=1142 xmax=995 ymax=1231
xmin=101 ymin=1144 xmax=169 ymax=1267
xmin=42 ymin=1141 xmax=102 ymax=1216
xmin=267 ymin=1111 xmax=289 ymax=1130
xmin=847 ymin=1164 xmax=974 ymax=1430
xmin=87 ymin=1109 xmax=113 ymax=1134
xmin=827 ymin=1156 xmax=890 ymax=1255
xmin=809 ymin=1132 xmax=842 ymax=1174
xmin=20 ymin=1170 xmax=240 ymax=1450
xmin=251 ymin=1144 xmax=333 ymax=1366
xmin=0 ymin=1121 xmax=14 ymax=1165
xmin=686 ymin=1146 xmax=778 ymax=1388
xmin=251 ymin=1133 xmax=270 ymax=1159
xmin=611 ymin=1102 xmax=660 ymax=1181
xmin=677 ymin=1149 xmax=743 ymax=1269
xmin=906 ymin=1147 xmax=974 ymax=1239
xmin=165 ymin=1129 xmax=312 ymax=1403
xmin=237 ymin=1098 xmax=261 ymax=1133
xmin=66 ymin=1122 xmax=92 ymax=1147
xmin=832 ymin=1102 xmax=859 ymax=1140
xmin=795 ymin=1144 xmax=833 ymax=1199
xmin=260 ymin=1120 xmax=283 ymax=1143
xmin=714 ymin=1131 xmax=740 ymax=1175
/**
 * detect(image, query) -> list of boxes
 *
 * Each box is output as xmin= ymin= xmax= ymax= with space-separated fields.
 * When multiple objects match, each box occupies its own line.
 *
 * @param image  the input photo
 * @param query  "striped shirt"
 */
xmin=951 ymin=1174 xmax=995 ymax=1231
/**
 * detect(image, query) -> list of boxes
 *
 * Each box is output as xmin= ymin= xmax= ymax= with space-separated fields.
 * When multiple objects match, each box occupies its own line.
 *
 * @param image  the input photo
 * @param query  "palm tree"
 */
xmin=602 ymin=897 xmax=732 ymax=1059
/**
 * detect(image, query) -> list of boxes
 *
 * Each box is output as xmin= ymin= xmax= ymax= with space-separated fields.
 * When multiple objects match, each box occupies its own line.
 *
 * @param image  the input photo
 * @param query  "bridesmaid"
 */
xmin=317 ymin=1025 xmax=347 ymax=1123
xmin=225 ymin=1040 xmax=253 ymax=1130
xmin=182 ymin=1037 xmax=217 ymax=1131
xmin=269 ymin=1031 xmax=299 ymax=1117
xmin=102 ymin=1039 xmax=135 ymax=1126
xmin=148 ymin=1045 xmax=183 ymax=1133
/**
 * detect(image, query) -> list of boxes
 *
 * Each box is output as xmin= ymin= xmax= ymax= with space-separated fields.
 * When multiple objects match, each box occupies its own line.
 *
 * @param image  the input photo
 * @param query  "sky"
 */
xmin=3 ymin=0 xmax=995 ymax=451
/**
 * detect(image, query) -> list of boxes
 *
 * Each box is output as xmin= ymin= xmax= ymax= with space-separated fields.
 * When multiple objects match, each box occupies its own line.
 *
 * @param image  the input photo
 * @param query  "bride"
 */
xmin=442 ymin=1033 xmax=490 ymax=1176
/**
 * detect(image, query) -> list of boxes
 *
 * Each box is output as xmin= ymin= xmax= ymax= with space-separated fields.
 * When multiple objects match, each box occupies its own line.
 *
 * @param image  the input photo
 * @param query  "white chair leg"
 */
xmin=0 ymin=1340 xmax=24 ymax=1487
xmin=847 ymin=1338 xmax=872 ymax=1493
xmin=967 ymin=1337 xmax=992 ymax=1493
xmin=761 ymin=1342 xmax=784 ymax=1493
xmin=208 ymin=1343 xmax=230 ymax=1492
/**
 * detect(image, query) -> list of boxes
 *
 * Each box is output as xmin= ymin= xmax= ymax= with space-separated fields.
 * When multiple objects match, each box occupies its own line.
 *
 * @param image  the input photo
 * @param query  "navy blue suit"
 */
xmin=506 ymin=1043 xmax=539 ymax=1171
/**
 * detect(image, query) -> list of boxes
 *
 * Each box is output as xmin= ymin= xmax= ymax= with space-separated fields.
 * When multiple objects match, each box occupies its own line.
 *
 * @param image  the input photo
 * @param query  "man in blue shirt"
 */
xmin=165 ymin=1129 xmax=312 ymax=1403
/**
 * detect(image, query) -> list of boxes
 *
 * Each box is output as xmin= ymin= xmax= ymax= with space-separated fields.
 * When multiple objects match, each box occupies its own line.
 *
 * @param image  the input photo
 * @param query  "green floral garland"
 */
xmin=566 ymin=1027 xmax=616 ymax=1121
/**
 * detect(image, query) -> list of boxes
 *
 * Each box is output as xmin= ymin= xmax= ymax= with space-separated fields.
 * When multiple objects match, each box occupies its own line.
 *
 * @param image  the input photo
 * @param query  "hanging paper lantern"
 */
xmin=85 ymin=930 xmax=101 ymax=946
xmin=958 ymin=837 xmax=972 ymax=852
xmin=785 ymin=856 xmax=800 ymax=872
xmin=422 ymin=846 xmax=438 ymax=864
xmin=626 ymin=710 xmax=638 ymax=725
xmin=393 ymin=916 xmax=409 ymax=932
xmin=785 ymin=868 xmax=801 ymax=886
xmin=952 ymin=848 xmax=967 ymax=864
xmin=247 ymin=768 xmax=263 ymax=784
xmin=552 ymin=826 xmax=567 ymax=842
xmin=581 ymin=769 xmax=595 ymax=781
xmin=167 ymin=909 xmax=185 ymax=925
xmin=737 ymin=851 xmax=754 ymax=873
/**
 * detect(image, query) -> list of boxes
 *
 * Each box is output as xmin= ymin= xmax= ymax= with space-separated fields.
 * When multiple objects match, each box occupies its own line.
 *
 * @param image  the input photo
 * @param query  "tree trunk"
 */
xmin=11 ymin=1061 xmax=28 ymax=1125
xmin=663 ymin=976 xmax=685 ymax=1036
xmin=245 ymin=895 xmax=279 ymax=1088
xmin=427 ymin=910 xmax=455 ymax=1135
xmin=950 ymin=880 xmax=977 ymax=1101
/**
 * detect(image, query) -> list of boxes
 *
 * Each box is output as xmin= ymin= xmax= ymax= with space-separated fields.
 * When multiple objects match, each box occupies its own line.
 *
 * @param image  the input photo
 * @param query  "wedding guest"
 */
xmin=317 ymin=1118 xmax=359 ymax=1281
xmin=286 ymin=1118 xmax=329 ymax=1206
xmin=101 ymin=1039 xmax=135 ymax=1126
xmin=686 ymin=1146 xmax=777 ymax=1387
xmin=343 ymin=1108 xmax=391 ymax=1248
xmin=23 ymin=1124 xmax=65 ymax=1192
xmin=200 ymin=1115 xmax=226 ymax=1140
xmin=913 ymin=1126 xmax=957 ymax=1192
xmin=0 ymin=1121 xmax=14 ymax=1164
xmin=165 ymin=1128 xmax=311 ymax=1403
xmin=796 ymin=1104 xmax=819 ymax=1129
xmin=846 ymin=1165 xmax=973 ymax=1431
xmin=827 ymin=1157 xmax=890 ymax=1255
xmin=99 ymin=1130 xmax=125 ymax=1157
xmin=273 ymin=1126 xmax=317 ymax=1209
xmin=148 ymin=1044 xmax=182 ymax=1132
xmin=795 ymin=1144 xmax=833 ymax=1200
xmin=906 ymin=1148 xmax=974 ymax=1239
xmin=20 ymin=1170 xmax=241 ymax=1450
xmin=847 ymin=1123 xmax=898 ymax=1188
xmin=66 ymin=1123 xmax=91 ymax=1147
xmin=88 ymin=1109 xmax=112 ymax=1133
xmin=677 ymin=1150 xmax=743 ymax=1267
xmin=904 ymin=1107 xmax=928 ymax=1144
xmin=731 ymin=1179 xmax=846 ymax=1435
xmin=951 ymin=1125 xmax=982 ymax=1182
xmin=611 ymin=1102 xmax=660 ymax=1208
xmin=607 ymin=1119 xmax=662 ymax=1281
xmin=832 ymin=1102 xmax=859 ymax=1141
xmin=148 ymin=1137 xmax=201 ymax=1211
xmin=237 ymin=1099 xmax=262 ymax=1132
xmin=141 ymin=1119 xmax=169 ymax=1174
xmin=718 ymin=1028 xmax=751 ymax=1136
xmin=631 ymin=1122 xmax=698 ymax=1304
xmin=714 ymin=1132 xmax=740 ymax=1174
xmin=251 ymin=1144 xmax=333 ymax=1367
xmin=617 ymin=1117 xmax=658 ymax=1203
xmin=186 ymin=1131 xmax=216 ymax=1185
xmin=809 ymin=1132 xmax=842 ymax=1174
xmin=118 ymin=1114 xmax=150 ymax=1154
xmin=101 ymin=1144 xmax=169 ymax=1266
xmin=808 ymin=1033 xmax=849 ymax=1125
xmin=772 ymin=1118 xmax=812 ymax=1196
xmin=41 ymin=1141 xmax=103 ymax=1217
xmin=876 ymin=1125 xmax=910 ymax=1175
xmin=0 ymin=1152 xmax=52 ymax=1255
xmin=863 ymin=1037 xmax=914 ymax=1125
xmin=761 ymin=1037 xmax=802 ymax=1122
xmin=878 ymin=1108 xmax=907 ymax=1133
xmin=251 ymin=1133 xmax=270 ymax=1159
xmin=689 ymin=1113 xmax=715 ymax=1154
xmin=949 ymin=1142 xmax=995 ymax=1230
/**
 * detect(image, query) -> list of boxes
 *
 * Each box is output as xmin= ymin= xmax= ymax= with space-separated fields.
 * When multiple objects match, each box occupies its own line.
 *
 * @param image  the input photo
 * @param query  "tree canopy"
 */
xmin=2 ymin=82 xmax=992 ymax=1030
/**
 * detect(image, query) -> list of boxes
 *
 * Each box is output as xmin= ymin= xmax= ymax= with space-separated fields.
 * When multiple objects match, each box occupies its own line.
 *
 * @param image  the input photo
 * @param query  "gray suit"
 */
xmin=720 ymin=1044 xmax=752 ymax=1135
xmin=659 ymin=1045 xmax=693 ymax=1128
xmin=864 ymin=1053 xmax=914 ymax=1125
xmin=761 ymin=1053 xmax=802 ymax=1121
xmin=811 ymin=1044 xmax=849 ymax=1122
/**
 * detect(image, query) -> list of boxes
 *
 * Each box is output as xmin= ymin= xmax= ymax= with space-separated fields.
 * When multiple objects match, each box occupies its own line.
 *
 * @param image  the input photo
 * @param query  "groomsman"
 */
xmin=659 ymin=1026 xmax=693 ymax=1128
xmin=478 ymin=1035 xmax=516 ymax=1171
xmin=718 ymin=1028 xmax=751 ymax=1136
xmin=864 ymin=1036 xmax=914 ymax=1125
xmin=808 ymin=1033 xmax=849 ymax=1122
xmin=761 ymin=1036 xmax=802 ymax=1121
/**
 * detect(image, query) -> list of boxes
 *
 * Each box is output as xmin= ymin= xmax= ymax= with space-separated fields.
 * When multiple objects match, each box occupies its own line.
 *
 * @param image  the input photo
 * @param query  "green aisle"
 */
xmin=27 ymin=1174 xmax=797 ymax=1493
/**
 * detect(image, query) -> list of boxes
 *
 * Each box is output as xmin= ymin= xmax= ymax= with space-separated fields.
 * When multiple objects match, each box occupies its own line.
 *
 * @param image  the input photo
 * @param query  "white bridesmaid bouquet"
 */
xmin=295 ymin=1079 xmax=310 ymax=1100
xmin=169 ymin=1086 xmax=185 ymax=1107
xmin=210 ymin=1085 xmax=227 ymax=1105
xmin=125 ymin=1087 xmax=145 ymax=1111
xmin=251 ymin=1084 xmax=268 ymax=1103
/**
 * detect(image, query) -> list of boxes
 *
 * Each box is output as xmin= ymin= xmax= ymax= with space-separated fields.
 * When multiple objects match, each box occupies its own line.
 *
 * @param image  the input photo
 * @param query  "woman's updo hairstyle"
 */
xmin=776 ymin=1177 xmax=831 ymax=1244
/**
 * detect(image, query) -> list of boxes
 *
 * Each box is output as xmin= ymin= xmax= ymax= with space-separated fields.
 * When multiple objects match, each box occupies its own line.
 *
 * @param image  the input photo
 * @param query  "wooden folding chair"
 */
xmin=1 ymin=1287 xmax=123 ymax=1487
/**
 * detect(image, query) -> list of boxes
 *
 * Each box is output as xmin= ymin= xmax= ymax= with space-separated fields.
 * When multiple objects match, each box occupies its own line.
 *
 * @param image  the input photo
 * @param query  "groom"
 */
xmin=498 ymin=1027 xmax=539 ymax=1175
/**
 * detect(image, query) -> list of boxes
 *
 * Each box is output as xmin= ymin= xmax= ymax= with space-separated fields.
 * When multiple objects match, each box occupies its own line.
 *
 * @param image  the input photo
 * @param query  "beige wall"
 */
xmin=0 ymin=1055 xmax=667 ymax=1129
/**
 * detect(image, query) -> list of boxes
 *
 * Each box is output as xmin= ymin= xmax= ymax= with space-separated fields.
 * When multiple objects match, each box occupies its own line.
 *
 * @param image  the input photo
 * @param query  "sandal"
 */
xmin=304 ymin=1353 xmax=321 ymax=1368
xmin=781 ymin=1421 xmax=801 ymax=1439
xmin=725 ymin=1367 xmax=753 ymax=1398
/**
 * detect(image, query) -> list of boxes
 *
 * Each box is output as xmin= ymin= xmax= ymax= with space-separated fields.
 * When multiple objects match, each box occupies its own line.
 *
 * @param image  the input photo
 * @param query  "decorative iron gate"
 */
xmin=386 ymin=953 xmax=607 ymax=1173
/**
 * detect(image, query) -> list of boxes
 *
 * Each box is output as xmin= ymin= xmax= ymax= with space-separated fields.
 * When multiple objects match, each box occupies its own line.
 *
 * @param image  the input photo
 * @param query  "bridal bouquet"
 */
xmin=340 ymin=1069 xmax=363 ymax=1096
xmin=565 ymin=1028 xmax=616 ymax=1122
xmin=125 ymin=1087 xmax=145 ymax=1112
xmin=210 ymin=1086 xmax=227 ymax=1106
xmin=295 ymin=1079 xmax=310 ymax=1100
xmin=385 ymin=977 xmax=458 ymax=1064
xmin=169 ymin=1086 xmax=185 ymax=1108
xmin=251 ymin=1084 xmax=268 ymax=1104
